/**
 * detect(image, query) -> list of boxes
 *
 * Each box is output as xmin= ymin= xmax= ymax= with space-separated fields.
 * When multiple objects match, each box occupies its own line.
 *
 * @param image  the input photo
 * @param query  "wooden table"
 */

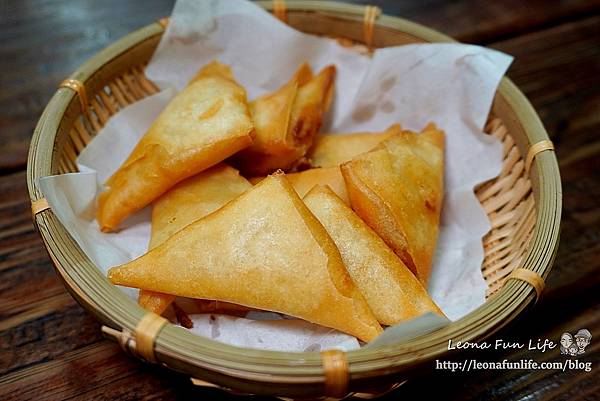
xmin=1 ymin=1 xmax=598 ymax=399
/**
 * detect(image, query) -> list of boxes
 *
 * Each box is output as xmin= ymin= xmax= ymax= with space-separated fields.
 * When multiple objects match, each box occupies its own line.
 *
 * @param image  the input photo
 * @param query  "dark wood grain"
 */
xmin=347 ymin=0 xmax=600 ymax=43
xmin=0 ymin=1 xmax=599 ymax=400
xmin=492 ymin=15 xmax=600 ymax=146
xmin=0 ymin=171 xmax=103 ymax=376
xmin=0 ymin=0 xmax=176 ymax=172
xmin=0 ymin=341 xmax=279 ymax=401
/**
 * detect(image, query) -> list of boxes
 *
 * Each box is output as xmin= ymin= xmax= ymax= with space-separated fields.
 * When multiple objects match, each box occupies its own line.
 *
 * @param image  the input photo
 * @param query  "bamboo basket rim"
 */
xmin=26 ymin=0 xmax=562 ymax=394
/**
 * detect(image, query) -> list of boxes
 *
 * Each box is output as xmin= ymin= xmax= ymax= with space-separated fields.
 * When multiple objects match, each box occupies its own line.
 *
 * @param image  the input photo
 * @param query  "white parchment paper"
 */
xmin=187 ymin=314 xmax=360 ymax=352
xmin=38 ymin=0 xmax=512 ymax=351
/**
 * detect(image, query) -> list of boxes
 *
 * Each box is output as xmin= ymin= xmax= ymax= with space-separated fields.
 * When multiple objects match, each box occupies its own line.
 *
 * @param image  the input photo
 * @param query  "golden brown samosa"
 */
xmin=308 ymin=124 xmax=400 ymax=168
xmin=247 ymin=176 xmax=263 ymax=185
xmin=148 ymin=164 xmax=252 ymax=248
xmin=194 ymin=300 xmax=254 ymax=316
xmin=234 ymin=64 xmax=336 ymax=175
xmin=341 ymin=125 xmax=444 ymax=286
xmin=139 ymin=164 xmax=252 ymax=315
xmin=304 ymin=186 xmax=443 ymax=325
xmin=97 ymin=61 xmax=254 ymax=232
xmin=287 ymin=167 xmax=349 ymax=204
xmin=108 ymin=174 xmax=382 ymax=342
xmin=249 ymin=167 xmax=349 ymax=205
xmin=137 ymin=291 xmax=174 ymax=317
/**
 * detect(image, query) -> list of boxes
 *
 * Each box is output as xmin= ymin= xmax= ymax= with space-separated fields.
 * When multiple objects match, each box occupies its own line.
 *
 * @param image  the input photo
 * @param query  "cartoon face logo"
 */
xmin=560 ymin=329 xmax=591 ymax=356
xmin=574 ymin=329 xmax=592 ymax=355
xmin=560 ymin=333 xmax=573 ymax=354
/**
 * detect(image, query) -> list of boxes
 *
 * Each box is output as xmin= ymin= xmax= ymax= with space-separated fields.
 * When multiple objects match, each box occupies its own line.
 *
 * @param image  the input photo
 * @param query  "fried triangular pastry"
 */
xmin=97 ymin=61 xmax=254 ymax=231
xmin=234 ymin=64 xmax=336 ymax=175
xmin=249 ymin=166 xmax=349 ymax=205
xmin=286 ymin=167 xmax=349 ymax=205
xmin=308 ymin=124 xmax=400 ymax=168
xmin=304 ymin=185 xmax=443 ymax=324
xmin=341 ymin=125 xmax=444 ymax=285
xmin=109 ymin=174 xmax=382 ymax=341
xmin=138 ymin=164 xmax=252 ymax=314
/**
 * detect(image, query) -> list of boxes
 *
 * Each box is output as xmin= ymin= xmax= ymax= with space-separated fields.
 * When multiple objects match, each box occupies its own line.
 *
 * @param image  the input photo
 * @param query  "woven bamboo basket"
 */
xmin=27 ymin=1 xmax=561 ymax=398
